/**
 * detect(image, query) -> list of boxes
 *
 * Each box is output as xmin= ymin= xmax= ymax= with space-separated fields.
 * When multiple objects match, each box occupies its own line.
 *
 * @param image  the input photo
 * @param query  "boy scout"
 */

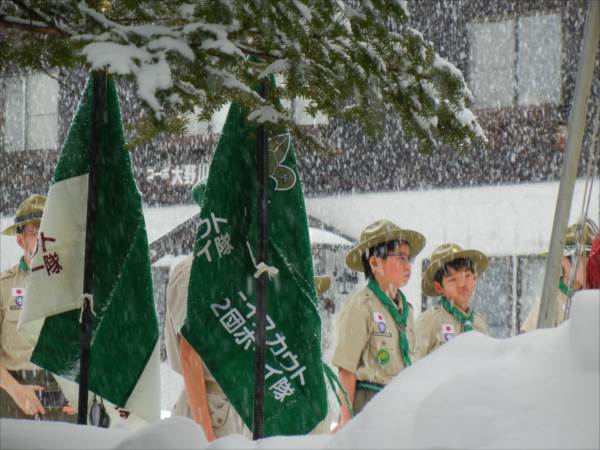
xmin=415 ymin=243 xmax=489 ymax=359
xmin=0 ymin=195 xmax=75 ymax=421
xmin=165 ymin=254 xmax=252 ymax=441
xmin=166 ymin=242 xmax=334 ymax=437
xmin=332 ymin=219 xmax=425 ymax=431
xmin=164 ymin=181 xmax=250 ymax=441
xmin=521 ymin=220 xmax=597 ymax=332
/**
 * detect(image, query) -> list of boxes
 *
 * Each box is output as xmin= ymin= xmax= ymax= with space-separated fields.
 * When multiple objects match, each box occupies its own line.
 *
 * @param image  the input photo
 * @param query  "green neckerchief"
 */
xmin=19 ymin=256 xmax=29 ymax=273
xmin=367 ymin=279 xmax=412 ymax=368
xmin=558 ymin=278 xmax=569 ymax=296
xmin=439 ymin=297 xmax=474 ymax=332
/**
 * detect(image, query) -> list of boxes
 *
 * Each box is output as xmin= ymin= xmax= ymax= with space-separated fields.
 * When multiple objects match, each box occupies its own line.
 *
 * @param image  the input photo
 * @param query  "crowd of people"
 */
xmin=1 ymin=193 xmax=599 ymax=439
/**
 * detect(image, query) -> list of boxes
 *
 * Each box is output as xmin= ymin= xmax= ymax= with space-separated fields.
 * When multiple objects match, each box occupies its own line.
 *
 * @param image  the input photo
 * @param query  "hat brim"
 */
xmin=540 ymin=244 xmax=592 ymax=258
xmin=421 ymin=249 xmax=488 ymax=297
xmin=2 ymin=218 xmax=41 ymax=236
xmin=345 ymin=229 xmax=426 ymax=272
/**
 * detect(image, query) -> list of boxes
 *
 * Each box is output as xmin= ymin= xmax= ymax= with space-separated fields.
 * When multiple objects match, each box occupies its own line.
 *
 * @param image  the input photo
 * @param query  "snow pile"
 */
xmin=328 ymin=289 xmax=599 ymax=449
xmin=1 ymin=290 xmax=598 ymax=449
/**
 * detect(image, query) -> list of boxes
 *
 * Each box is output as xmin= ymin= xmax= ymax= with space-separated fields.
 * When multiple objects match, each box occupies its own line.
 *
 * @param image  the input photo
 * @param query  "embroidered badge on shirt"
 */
xmin=376 ymin=348 xmax=390 ymax=366
xmin=441 ymin=323 xmax=456 ymax=342
xmin=373 ymin=312 xmax=390 ymax=335
xmin=373 ymin=312 xmax=385 ymax=323
xmin=11 ymin=287 xmax=25 ymax=309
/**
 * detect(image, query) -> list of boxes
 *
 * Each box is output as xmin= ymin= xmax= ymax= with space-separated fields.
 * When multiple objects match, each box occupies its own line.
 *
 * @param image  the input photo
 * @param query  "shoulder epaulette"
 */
xmin=0 ymin=266 xmax=18 ymax=281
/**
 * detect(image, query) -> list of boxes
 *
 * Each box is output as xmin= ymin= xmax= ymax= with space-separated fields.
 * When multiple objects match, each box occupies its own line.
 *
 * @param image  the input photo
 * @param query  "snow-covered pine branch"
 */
xmin=0 ymin=0 xmax=486 ymax=153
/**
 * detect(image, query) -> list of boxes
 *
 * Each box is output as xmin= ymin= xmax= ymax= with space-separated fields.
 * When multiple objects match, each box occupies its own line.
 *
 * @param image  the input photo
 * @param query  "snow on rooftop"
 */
xmin=2 ymin=290 xmax=598 ymax=449
xmin=1 ymin=204 xmax=197 ymax=272
xmin=1 ymin=203 xmax=351 ymax=272
xmin=309 ymin=228 xmax=353 ymax=246
xmin=143 ymin=203 xmax=199 ymax=243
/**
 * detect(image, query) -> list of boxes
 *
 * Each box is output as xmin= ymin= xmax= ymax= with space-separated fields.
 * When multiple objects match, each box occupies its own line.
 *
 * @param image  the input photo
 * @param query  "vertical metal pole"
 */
xmin=78 ymin=71 xmax=106 ymax=424
xmin=252 ymin=78 xmax=270 ymax=440
xmin=538 ymin=0 xmax=600 ymax=328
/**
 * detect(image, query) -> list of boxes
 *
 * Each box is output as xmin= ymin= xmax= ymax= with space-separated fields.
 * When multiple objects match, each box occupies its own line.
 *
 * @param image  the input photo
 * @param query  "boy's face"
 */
xmin=563 ymin=253 xmax=587 ymax=290
xmin=370 ymin=242 xmax=412 ymax=294
xmin=16 ymin=223 xmax=40 ymax=258
xmin=433 ymin=266 xmax=477 ymax=310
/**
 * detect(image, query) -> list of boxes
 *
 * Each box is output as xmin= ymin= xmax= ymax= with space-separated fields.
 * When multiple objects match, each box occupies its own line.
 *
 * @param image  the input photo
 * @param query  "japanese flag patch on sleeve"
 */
xmin=373 ymin=312 xmax=387 ymax=333
xmin=11 ymin=287 xmax=25 ymax=309
xmin=441 ymin=323 xmax=456 ymax=342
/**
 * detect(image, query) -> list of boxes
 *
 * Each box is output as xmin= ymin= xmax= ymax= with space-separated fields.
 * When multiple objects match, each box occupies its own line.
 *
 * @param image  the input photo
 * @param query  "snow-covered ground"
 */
xmin=2 ymin=289 xmax=598 ymax=449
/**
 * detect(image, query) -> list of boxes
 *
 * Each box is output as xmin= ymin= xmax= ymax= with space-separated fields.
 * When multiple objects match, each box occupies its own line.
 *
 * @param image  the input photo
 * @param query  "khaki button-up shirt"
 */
xmin=414 ymin=305 xmax=488 ymax=360
xmin=1 ymin=262 xmax=35 ymax=371
xmin=332 ymin=284 xmax=416 ymax=385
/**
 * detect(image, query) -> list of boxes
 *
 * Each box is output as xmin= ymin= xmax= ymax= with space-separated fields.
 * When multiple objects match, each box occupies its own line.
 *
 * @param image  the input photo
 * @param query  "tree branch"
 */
xmin=8 ymin=0 xmax=74 ymax=36
xmin=0 ymin=17 xmax=68 ymax=36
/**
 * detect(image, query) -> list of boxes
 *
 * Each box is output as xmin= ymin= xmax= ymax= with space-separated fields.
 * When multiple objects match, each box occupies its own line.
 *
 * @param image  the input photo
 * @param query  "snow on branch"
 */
xmin=2 ymin=0 xmax=486 ymax=153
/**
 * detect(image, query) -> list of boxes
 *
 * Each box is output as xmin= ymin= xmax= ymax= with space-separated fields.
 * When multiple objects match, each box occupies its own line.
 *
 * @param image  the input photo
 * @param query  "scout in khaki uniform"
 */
xmin=415 ymin=243 xmax=489 ymax=360
xmin=166 ymin=261 xmax=335 ymax=438
xmin=0 ymin=195 xmax=75 ymax=421
xmin=164 ymin=181 xmax=250 ymax=442
xmin=332 ymin=219 xmax=425 ymax=431
xmin=165 ymin=255 xmax=252 ymax=441
xmin=521 ymin=220 xmax=597 ymax=333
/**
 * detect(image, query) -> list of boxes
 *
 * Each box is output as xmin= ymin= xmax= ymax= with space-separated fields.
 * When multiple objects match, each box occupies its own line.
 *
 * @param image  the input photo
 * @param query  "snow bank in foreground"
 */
xmin=1 ymin=291 xmax=598 ymax=449
xmin=329 ymin=289 xmax=599 ymax=450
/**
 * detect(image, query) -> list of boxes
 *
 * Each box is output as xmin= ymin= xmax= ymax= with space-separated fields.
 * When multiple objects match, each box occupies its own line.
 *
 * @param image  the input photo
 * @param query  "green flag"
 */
xmin=181 ymin=102 xmax=328 ymax=436
xmin=18 ymin=75 xmax=160 ymax=425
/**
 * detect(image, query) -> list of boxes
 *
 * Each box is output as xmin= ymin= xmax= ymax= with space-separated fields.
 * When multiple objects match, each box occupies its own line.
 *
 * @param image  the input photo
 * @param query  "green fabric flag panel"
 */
xmin=181 ymin=103 xmax=328 ymax=436
xmin=29 ymin=76 xmax=159 ymax=410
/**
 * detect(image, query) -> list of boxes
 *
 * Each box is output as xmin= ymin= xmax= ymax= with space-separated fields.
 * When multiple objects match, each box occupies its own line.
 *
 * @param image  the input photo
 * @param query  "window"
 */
xmin=3 ymin=73 xmax=59 ymax=151
xmin=469 ymin=20 xmax=515 ymax=108
xmin=517 ymin=15 xmax=562 ymax=106
xmin=469 ymin=13 xmax=561 ymax=108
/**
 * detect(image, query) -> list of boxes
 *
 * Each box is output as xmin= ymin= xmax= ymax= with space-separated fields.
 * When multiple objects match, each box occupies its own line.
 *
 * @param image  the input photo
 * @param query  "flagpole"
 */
xmin=252 ymin=78 xmax=270 ymax=440
xmin=78 ymin=70 xmax=106 ymax=425
xmin=537 ymin=0 xmax=600 ymax=329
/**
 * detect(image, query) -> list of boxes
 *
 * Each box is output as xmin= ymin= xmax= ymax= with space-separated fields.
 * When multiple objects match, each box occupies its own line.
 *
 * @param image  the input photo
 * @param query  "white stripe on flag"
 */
xmin=18 ymin=174 xmax=88 ymax=345
xmin=53 ymin=342 xmax=161 ymax=428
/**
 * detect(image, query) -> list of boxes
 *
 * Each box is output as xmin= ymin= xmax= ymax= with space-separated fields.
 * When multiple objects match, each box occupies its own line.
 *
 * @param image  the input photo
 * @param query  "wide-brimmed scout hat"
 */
xmin=541 ymin=220 xmax=599 ymax=257
xmin=315 ymin=275 xmax=332 ymax=296
xmin=345 ymin=219 xmax=426 ymax=272
xmin=2 ymin=194 xmax=46 ymax=236
xmin=421 ymin=243 xmax=488 ymax=297
xmin=564 ymin=221 xmax=598 ymax=255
